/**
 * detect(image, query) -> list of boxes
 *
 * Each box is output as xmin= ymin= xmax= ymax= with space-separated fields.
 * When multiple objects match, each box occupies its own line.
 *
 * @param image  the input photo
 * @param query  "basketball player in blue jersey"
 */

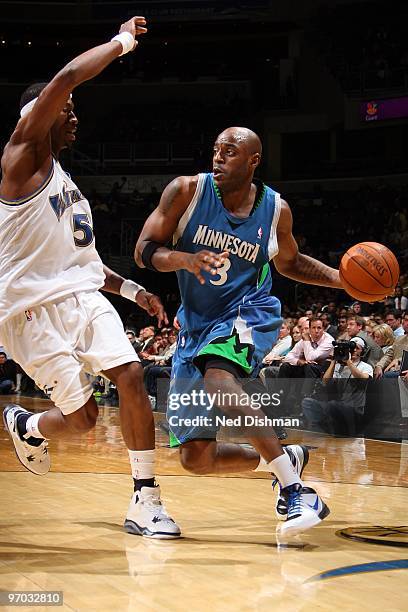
xmin=0 ymin=17 xmax=180 ymax=538
xmin=135 ymin=127 xmax=343 ymax=538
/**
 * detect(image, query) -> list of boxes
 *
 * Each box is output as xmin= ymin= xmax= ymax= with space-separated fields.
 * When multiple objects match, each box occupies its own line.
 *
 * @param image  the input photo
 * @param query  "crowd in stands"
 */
xmin=259 ymin=296 xmax=408 ymax=439
xmin=83 ymin=323 xmax=179 ymax=411
xmin=260 ymin=299 xmax=408 ymax=377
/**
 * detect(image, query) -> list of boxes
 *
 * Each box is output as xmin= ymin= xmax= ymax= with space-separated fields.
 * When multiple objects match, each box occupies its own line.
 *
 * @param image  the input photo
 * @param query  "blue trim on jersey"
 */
xmin=0 ymin=160 xmax=54 ymax=206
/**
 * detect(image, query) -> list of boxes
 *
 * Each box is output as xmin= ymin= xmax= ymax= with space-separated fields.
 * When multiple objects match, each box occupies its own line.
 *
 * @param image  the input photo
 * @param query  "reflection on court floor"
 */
xmin=1 ymin=395 xmax=407 ymax=611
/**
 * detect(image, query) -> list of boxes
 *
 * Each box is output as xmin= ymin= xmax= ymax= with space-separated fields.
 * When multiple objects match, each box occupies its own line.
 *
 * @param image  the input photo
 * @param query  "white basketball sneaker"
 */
xmin=3 ymin=404 xmax=50 ymax=476
xmin=124 ymin=485 xmax=181 ymax=539
xmin=273 ymin=445 xmax=309 ymax=520
xmin=277 ymin=483 xmax=330 ymax=539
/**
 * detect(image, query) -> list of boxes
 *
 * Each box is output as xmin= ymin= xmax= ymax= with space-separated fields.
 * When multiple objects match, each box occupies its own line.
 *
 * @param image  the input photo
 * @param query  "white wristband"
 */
xmin=120 ymin=279 xmax=145 ymax=302
xmin=111 ymin=31 xmax=135 ymax=56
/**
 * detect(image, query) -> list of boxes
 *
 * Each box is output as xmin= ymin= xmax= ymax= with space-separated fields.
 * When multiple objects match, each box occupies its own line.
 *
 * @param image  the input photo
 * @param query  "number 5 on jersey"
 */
xmin=73 ymin=213 xmax=94 ymax=247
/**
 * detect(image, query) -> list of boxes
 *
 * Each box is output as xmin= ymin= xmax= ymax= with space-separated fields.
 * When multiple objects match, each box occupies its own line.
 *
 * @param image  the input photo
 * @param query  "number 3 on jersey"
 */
xmin=73 ymin=213 xmax=94 ymax=247
xmin=210 ymin=258 xmax=231 ymax=286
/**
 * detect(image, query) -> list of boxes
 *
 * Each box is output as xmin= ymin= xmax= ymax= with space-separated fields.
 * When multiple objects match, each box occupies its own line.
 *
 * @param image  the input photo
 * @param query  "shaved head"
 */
xmin=216 ymin=127 xmax=262 ymax=156
xmin=212 ymin=126 xmax=263 ymax=193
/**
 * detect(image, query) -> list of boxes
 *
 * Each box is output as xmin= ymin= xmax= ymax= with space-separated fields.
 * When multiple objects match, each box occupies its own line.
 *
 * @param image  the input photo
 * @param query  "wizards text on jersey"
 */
xmin=49 ymin=183 xmax=84 ymax=221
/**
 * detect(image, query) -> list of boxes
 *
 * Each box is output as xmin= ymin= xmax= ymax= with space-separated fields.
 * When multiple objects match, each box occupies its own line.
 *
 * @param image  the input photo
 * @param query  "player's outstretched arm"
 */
xmin=101 ymin=264 xmax=168 ymax=327
xmin=273 ymin=199 xmax=342 ymax=289
xmin=135 ymin=177 xmax=228 ymax=284
xmin=20 ymin=17 xmax=147 ymax=144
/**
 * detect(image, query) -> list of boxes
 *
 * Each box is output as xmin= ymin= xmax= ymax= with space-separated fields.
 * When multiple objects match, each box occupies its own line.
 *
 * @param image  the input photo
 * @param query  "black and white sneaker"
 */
xmin=277 ymin=483 xmax=330 ymax=539
xmin=3 ymin=404 xmax=50 ymax=476
xmin=273 ymin=445 xmax=309 ymax=520
xmin=124 ymin=485 xmax=181 ymax=539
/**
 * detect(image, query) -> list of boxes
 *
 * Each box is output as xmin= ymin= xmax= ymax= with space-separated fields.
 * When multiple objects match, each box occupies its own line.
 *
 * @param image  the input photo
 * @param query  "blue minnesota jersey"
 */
xmin=168 ymin=173 xmax=283 ymax=445
xmin=173 ymin=173 xmax=282 ymax=334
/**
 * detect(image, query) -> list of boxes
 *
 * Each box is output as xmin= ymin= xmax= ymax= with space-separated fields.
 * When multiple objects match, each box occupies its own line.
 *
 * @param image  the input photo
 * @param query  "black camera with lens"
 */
xmin=332 ymin=340 xmax=356 ymax=364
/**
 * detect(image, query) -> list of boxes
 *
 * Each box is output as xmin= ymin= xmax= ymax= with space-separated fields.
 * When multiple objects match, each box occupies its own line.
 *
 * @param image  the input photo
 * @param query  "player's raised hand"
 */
xmin=136 ymin=290 xmax=169 ymax=328
xmin=119 ymin=16 xmax=147 ymax=49
xmin=184 ymin=250 xmax=229 ymax=285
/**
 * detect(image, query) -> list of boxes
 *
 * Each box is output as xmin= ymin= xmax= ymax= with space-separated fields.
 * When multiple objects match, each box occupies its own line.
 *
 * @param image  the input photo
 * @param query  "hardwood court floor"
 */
xmin=0 ymin=395 xmax=407 ymax=612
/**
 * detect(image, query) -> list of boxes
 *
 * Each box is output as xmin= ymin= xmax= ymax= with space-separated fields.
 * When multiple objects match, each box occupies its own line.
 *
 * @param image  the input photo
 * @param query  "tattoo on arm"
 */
xmin=159 ymin=178 xmax=183 ymax=215
xmin=293 ymin=253 xmax=340 ymax=287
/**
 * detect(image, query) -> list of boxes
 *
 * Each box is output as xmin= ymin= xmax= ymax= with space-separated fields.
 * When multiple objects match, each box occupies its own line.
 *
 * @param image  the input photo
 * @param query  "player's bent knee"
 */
xmin=66 ymin=400 xmax=98 ymax=433
xmin=203 ymin=370 xmax=243 ymax=415
xmin=203 ymin=372 xmax=233 ymax=397
xmin=113 ymin=361 xmax=144 ymax=393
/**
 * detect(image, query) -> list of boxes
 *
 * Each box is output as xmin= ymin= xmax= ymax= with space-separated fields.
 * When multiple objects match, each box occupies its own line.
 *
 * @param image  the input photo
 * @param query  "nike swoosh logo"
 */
xmin=307 ymin=497 xmax=319 ymax=511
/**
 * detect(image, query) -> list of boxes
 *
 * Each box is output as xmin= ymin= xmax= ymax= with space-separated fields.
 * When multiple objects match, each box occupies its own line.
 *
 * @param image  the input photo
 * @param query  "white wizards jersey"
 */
xmin=0 ymin=158 xmax=105 ymax=324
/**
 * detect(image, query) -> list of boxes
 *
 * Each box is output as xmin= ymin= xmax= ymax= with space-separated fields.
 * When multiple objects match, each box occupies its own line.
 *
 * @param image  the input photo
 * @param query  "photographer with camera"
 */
xmin=346 ymin=315 xmax=382 ymax=368
xmin=302 ymin=337 xmax=373 ymax=436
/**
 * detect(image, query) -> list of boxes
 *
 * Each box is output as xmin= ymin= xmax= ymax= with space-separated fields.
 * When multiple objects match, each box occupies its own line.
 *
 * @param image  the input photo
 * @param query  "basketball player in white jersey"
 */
xmin=0 ymin=16 xmax=180 ymax=539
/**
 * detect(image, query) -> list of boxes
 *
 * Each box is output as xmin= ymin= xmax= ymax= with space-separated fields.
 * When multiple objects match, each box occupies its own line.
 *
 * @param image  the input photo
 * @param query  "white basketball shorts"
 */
xmin=0 ymin=291 xmax=139 ymax=415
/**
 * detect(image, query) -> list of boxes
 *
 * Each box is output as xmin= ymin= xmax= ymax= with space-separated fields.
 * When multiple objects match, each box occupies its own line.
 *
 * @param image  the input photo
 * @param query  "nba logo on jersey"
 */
xmin=257 ymin=227 xmax=263 ymax=239
xmin=24 ymin=310 xmax=33 ymax=321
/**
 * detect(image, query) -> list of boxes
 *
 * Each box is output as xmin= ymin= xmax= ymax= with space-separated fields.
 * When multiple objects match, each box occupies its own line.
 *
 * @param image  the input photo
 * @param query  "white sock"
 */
xmin=25 ymin=413 xmax=45 ymax=439
xmin=255 ymin=452 xmax=302 ymax=488
xmin=128 ymin=449 xmax=155 ymax=481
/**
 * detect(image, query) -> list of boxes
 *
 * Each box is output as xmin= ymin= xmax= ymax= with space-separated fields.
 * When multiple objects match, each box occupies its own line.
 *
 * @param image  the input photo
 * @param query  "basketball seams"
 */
xmin=339 ymin=240 xmax=399 ymax=304
xmin=339 ymin=268 xmax=385 ymax=300
xmin=342 ymin=250 xmax=392 ymax=290
xmin=361 ymin=242 xmax=398 ymax=287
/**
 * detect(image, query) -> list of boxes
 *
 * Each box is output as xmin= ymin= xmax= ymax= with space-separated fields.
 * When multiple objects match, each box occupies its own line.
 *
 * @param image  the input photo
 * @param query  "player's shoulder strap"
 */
xmin=173 ymin=172 xmax=208 ymax=245
xmin=265 ymin=187 xmax=282 ymax=261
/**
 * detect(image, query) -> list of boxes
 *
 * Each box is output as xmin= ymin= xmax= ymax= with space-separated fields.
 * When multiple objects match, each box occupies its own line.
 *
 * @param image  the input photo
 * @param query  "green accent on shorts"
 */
xmin=197 ymin=334 xmax=251 ymax=374
xmin=169 ymin=429 xmax=181 ymax=448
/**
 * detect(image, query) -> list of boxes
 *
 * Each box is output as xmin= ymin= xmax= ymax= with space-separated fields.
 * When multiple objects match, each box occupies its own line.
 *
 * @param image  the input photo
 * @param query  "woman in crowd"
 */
xmin=373 ymin=323 xmax=395 ymax=362
xmin=291 ymin=325 xmax=302 ymax=344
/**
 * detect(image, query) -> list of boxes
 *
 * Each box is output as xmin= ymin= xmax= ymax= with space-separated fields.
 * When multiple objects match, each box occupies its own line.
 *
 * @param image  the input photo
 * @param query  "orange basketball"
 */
xmin=339 ymin=242 xmax=399 ymax=303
